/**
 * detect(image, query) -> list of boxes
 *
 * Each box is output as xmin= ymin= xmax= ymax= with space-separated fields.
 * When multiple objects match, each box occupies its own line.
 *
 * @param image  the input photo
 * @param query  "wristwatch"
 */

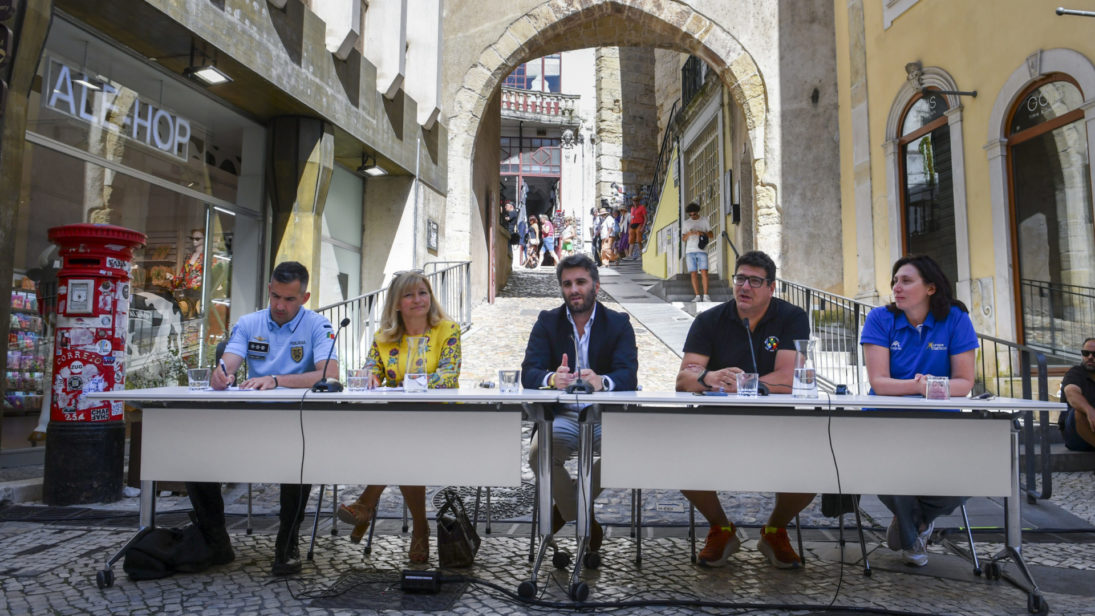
xmin=697 ymin=369 xmax=710 ymax=389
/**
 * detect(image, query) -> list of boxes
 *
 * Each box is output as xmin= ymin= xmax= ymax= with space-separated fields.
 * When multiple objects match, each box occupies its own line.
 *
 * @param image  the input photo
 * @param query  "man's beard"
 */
xmin=566 ymin=289 xmax=596 ymax=314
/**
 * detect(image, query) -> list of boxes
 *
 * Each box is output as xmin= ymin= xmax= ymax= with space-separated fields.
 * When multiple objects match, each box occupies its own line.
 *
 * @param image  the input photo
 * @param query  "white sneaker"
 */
xmin=702 ymin=294 xmax=712 ymax=302
xmin=691 ymin=295 xmax=701 ymax=302
xmin=901 ymin=544 xmax=928 ymax=567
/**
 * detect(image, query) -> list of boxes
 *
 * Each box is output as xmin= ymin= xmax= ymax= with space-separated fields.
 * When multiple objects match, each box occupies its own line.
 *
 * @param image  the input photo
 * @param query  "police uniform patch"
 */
xmin=763 ymin=336 xmax=780 ymax=352
xmin=248 ymin=341 xmax=269 ymax=354
xmin=291 ymin=345 xmax=304 ymax=363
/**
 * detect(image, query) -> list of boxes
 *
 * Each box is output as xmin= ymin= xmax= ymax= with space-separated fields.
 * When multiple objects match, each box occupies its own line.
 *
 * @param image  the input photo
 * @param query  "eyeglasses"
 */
xmin=732 ymin=274 xmax=770 ymax=288
xmin=1082 ymin=350 xmax=1095 ymax=358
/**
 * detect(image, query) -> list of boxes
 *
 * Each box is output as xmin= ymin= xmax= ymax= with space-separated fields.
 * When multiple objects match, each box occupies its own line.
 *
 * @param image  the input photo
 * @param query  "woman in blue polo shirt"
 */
xmin=861 ymin=254 xmax=979 ymax=567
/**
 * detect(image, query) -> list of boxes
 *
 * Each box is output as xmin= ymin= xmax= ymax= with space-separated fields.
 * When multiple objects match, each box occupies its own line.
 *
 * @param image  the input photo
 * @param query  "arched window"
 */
xmin=898 ymin=89 xmax=958 ymax=288
xmin=1007 ymin=75 xmax=1092 ymax=351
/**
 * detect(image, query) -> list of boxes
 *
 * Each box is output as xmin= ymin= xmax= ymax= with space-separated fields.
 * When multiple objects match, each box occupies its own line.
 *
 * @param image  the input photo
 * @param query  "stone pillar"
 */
xmin=595 ymin=46 xmax=657 ymax=206
xmin=266 ymin=117 xmax=335 ymax=304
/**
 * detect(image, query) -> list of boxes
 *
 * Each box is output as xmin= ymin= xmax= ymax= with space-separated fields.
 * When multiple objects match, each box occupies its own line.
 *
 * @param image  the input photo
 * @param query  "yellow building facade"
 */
xmin=835 ymin=0 xmax=1095 ymax=356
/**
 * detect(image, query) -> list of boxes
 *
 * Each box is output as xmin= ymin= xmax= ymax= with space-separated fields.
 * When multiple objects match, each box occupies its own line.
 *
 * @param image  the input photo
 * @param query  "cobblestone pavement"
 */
xmin=2 ymin=266 xmax=1095 ymax=615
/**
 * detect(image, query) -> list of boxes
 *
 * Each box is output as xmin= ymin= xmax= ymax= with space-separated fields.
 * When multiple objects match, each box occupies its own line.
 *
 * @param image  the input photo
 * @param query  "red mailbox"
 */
xmin=48 ymin=223 xmax=145 ymax=422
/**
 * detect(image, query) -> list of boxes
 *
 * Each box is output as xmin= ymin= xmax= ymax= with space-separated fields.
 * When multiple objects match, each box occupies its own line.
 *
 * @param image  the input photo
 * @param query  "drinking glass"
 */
xmin=498 ymin=369 xmax=521 ymax=393
xmin=187 ymin=368 xmax=210 ymax=391
xmin=925 ymin=375 xmax=950 ymax=400
xmin=736 ymin=372 xmax=759 ymax=398
xmin=346 ymin=369 xmax=370 ymax=392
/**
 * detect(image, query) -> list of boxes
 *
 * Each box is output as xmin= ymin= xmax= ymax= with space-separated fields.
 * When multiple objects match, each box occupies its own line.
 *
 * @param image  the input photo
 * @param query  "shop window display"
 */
xmin=4 ymin=278 xmax=47 ymax=416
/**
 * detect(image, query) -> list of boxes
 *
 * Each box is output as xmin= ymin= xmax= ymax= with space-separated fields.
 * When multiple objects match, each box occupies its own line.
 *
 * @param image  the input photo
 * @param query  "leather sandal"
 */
xmin=408 ymin=528 xmax=430 ymax=564
xmin=337 ymin=502 xmax=375 ymax=544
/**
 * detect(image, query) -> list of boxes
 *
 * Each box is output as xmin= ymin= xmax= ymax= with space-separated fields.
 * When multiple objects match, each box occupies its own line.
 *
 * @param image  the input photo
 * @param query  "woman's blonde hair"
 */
xmin=376 ymin=271 xmax=450 ymax=342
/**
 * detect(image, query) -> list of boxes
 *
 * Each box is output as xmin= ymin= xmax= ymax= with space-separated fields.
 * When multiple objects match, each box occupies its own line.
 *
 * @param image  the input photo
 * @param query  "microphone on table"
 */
xmin=741 ymin=317 xmax=769 ymax=396
xmin=565 ymin=333 xmax=594 ymax=394
xmin=312 ymin=317 xmax=351 ymax=393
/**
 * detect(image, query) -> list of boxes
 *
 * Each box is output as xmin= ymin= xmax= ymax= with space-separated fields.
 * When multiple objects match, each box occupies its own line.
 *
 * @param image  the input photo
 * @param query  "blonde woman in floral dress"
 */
xmin=336 ymin=271 xmax=461 ymax=563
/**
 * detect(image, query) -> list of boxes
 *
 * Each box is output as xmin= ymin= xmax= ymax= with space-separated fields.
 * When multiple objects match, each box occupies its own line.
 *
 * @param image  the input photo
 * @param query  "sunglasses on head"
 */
xmin=1082 ymin=350 xmax=1095 ymax=358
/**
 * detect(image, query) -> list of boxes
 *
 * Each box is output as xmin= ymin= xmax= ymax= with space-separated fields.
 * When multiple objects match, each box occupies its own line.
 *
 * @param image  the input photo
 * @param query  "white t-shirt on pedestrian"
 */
xmin=682 ymin=216 xmax=709 ymax=253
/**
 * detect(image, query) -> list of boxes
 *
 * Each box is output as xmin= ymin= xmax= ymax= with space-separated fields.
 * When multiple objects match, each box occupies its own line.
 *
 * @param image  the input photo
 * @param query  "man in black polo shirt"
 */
xmin=1061 ymin=337 xmax=1095 ymax=451
xmin=674 ymin=250 xmax=812 ymax=569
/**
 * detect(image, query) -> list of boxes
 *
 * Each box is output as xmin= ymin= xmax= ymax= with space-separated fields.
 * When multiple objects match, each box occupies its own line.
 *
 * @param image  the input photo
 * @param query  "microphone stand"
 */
xmin=565 ymin=333 xmax=594 ymax=394
xmin=312 ymin=317 xmax=351 ymax=393
xmin=741 ymin=317 xmax=769 ymax=396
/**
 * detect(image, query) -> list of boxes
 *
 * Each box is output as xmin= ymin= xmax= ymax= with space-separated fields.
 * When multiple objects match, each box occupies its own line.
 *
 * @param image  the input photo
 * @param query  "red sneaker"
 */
xmin=698 ymin=525 xmax=741 ymax=567
xmin=758 ymin=526 xmax=802 ymax=569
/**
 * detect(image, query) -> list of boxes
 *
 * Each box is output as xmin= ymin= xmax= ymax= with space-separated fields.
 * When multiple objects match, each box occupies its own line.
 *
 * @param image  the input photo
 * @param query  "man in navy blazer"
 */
xmin=522 ymin=253 xmax=638 ymax=553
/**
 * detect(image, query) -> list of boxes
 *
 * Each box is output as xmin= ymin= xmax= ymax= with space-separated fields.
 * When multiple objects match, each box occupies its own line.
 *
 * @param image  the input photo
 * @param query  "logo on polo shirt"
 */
xmin=891 ymin=341 xmax=902 ymax=351
xmin=291 ymin=345 xmax=304 ymax=362
xmin=928 ymin=343 xmax=947 ymax=351
xmin=763 ymin=336 xmax=779 ymax=352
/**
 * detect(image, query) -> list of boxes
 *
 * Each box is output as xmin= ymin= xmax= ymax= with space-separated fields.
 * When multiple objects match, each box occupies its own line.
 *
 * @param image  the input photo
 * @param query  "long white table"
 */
xmin=87 ymin=387 xmax=1063 ymax=611
xmin=566 ymin=390 xmax=1063 ymax=610
xmin=86 ymin=386 xmax=562 ymax=593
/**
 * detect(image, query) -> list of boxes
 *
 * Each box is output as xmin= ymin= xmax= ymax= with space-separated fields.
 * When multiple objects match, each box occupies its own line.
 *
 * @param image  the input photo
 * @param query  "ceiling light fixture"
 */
xmin=185 ymin=40 xmax=232 ymax=86
xmin=357 ymin=153 xmax=387 ymax=177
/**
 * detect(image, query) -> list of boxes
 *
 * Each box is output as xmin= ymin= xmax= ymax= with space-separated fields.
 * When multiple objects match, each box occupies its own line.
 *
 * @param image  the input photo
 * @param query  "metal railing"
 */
xmin=776 ymin=278 xmax=1069 ymax=502
xmin=639 ymin=100 xmax=680 ymax=255
xmin=1019 ymin=278 xmax=1094 ymax=361
xmin=316 ymin=262 xmax=472 ymax=379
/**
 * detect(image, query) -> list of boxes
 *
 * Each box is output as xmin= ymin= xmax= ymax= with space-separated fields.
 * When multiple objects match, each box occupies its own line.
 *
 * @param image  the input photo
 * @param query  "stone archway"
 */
xmin=444 ymin=1 xmax=776 ymax=297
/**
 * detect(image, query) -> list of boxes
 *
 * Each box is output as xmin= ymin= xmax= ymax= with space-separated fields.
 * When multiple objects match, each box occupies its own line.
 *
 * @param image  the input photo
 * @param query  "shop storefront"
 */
xmin=2 ymin=16 xmax=266 ymax=454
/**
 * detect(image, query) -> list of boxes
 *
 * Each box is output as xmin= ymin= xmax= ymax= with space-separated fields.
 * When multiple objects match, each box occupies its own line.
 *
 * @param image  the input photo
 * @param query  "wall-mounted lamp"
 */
xmin=185 ymin=40 xmax=232 ymax=86
xmin=357 ymin=154 xmax=387 ymax=177
xmin=905 ymin=61 xmax=976 ymax=98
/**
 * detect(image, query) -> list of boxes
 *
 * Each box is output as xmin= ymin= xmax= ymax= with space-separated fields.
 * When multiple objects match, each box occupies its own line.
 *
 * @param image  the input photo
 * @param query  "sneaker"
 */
xmin=702 ymin=294 xmax=712 ymax=302
xmin=886 ymin=517 xmax=901 ymax=551
xmin=698 ymin=525 xmax=741 ymax=567
xmin=691 ymin=295 xmax=702 ymax=302
xmin=901 ymin=541 xmax=928 ymax=567
xmin=758 ymin=526 xmax=802 ymax=569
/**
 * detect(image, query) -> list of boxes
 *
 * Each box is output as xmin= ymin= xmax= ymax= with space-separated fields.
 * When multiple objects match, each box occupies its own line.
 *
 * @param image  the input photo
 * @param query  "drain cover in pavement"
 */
xmin=308 ymin=569 xmax=467 ymax=611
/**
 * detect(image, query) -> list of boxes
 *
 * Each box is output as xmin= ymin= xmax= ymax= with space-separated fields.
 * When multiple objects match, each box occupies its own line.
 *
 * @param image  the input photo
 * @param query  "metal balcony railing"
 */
xmin=776 ymin=278 xmax=1073 ymax=503
xmin=316 ymin=262 xmax=472 ymax=380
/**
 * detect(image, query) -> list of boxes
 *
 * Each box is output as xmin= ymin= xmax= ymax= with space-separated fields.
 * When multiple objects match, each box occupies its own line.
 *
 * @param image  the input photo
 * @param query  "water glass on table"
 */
xmin=925 ymin=375 xmax=950 ymax=400
xmin=498 ymin=369 xmax=521 ymax=393
xmin=188 ymin=368 xmax=210 ymax=391
xmin=346 ymin=369 xmax=371 ymax=392
xmin=736 ymin=372 xmax=759 ymax=398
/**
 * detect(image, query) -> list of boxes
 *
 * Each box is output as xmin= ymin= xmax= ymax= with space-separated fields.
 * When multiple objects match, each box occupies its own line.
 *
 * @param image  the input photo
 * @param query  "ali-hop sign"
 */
xmin=44 ymin=58 xmax=191 ymax=160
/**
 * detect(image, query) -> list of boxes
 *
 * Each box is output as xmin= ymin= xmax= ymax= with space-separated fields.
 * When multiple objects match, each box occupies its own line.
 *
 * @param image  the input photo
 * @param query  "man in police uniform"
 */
xmin=188 ymin=261 xmax=339 ymax=576
xmin=674 ymin=250 xmax=813 ymax=570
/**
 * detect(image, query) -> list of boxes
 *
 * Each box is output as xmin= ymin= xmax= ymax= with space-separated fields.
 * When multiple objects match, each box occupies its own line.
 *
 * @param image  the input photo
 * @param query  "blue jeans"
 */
xmin=527 ymin=410 xmax=601 ymax=522
xmin=878 ymin=494 xmax=967 ymax=549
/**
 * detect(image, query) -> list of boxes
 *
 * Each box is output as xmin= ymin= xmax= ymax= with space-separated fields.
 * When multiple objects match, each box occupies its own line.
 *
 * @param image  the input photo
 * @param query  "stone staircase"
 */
xmin=647 ymin=273 xmax=732 ymax=315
